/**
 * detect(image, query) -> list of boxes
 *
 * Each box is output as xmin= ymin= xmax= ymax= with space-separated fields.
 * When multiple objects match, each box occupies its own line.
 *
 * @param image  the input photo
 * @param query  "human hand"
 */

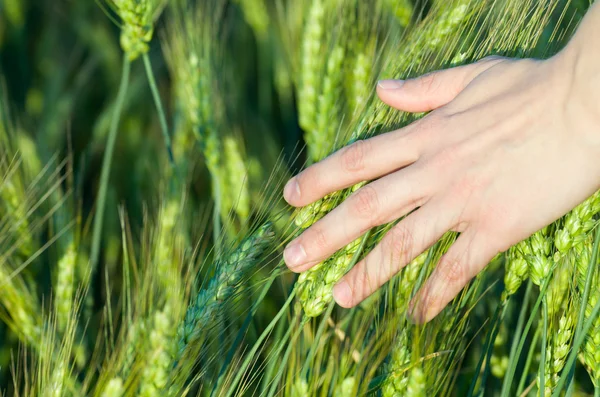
xmin=283 ymin=33 xmax=600 ymax=323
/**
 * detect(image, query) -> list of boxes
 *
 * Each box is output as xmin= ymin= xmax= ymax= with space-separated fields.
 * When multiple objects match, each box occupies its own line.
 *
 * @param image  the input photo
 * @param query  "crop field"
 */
xmin=0 ymin=0 xmax=599 ymax=396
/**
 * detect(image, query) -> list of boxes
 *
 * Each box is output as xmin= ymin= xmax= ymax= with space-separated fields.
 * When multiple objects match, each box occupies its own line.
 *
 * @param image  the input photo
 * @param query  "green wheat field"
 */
xmin=0 ymin=0 xmax=599 ymax=395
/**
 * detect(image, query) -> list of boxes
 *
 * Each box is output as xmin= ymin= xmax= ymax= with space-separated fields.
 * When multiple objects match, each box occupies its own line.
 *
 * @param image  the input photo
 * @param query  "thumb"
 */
xmin=377 ymin=56 xmax=505 ymax=113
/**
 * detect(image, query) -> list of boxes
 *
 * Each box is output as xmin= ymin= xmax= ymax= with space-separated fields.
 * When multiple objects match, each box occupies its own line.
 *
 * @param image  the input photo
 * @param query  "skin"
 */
xmin=283 ymin=3 xmax=600 ymax=323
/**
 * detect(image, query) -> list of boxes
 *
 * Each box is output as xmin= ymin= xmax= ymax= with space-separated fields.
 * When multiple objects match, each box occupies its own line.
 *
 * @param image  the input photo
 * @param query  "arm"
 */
xmin=283 ymin=3 xmax=600 ymax=323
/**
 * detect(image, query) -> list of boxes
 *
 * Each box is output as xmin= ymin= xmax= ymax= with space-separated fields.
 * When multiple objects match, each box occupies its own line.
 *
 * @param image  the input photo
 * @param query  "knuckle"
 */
xmin=416 ymin=285 xmax=436 ymax=313
xmin=413 ymin=112 xmax=446 ymax=138
xmin=481 ymin=203 xmax=517 ymax=236
xmin=441 ymin=256 xmax=464 ymax=285
xmin=310 ymin=226 xmax=329 ymax=251
xmin=350 ymin=266 xmax=370 ymax=302
xmin=454 ymin=175 xmax=479 ymax=197
xmin=429 ymin=145 xmax=459 ymax=170
xmin=350 ymin=185 xmax=380 ymax=223
xmin=386 ymin=226 xmax=414 ymax=265
xmin=341 ymin=140 xmax=370 ymax=173
xmin=452 ymin=173 xmax=489 ymax=202
xmin=417 ymin=72 xmax=439 ymax=94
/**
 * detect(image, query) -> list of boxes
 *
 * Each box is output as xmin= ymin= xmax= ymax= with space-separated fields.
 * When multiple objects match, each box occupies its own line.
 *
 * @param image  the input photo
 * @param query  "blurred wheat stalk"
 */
xmin=0 ymin=0 xmax=599 ymax=396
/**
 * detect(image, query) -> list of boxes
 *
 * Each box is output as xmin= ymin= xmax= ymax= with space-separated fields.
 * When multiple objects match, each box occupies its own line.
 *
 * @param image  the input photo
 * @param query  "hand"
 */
xmin=283 ymin=42 xmax=600 ymax=322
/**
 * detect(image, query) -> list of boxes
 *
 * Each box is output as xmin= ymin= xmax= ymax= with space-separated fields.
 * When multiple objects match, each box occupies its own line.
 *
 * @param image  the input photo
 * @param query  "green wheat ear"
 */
xmin=101 ymin=378 xmax=125 ymax=397
xmin=54 ymin=242 xmax=77 ymax=332
xmin=175 ymin=221 xmax=276 ymax=359
xmin=298 ymin=235 xmax=364 ymax=318
xmin=106 ymin=0 xmax=167 ymax=60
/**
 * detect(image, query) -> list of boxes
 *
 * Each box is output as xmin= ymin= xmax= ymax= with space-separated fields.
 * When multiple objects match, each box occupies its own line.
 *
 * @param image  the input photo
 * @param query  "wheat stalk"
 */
xmin=294 ymin=0 xmax=479 ymax=233
xmin=385 ymin=0 xmax=414 ymax=27
xmin=348 ymin=51 xmax=372 ymax=118
xmin=298 ymin=0 xmax=326 ymax=133
xmin=138 ymin=307 xmax=175 ymax=396
xmin=107 ymin=0 xmax=167 ymax=60
xmin=540 ymin=313 xmax=575 ymax=396
xmin=0 ymin=264 xmax=41 ymax=345
xmin=291 ymin=379 xmax=309 ymax=397
xmin=224 ymin=136 xmax=251 ymax=223
xmin=575 ymin=237 xmax=600 ymax=387
xmin=298 ymin=235 xmax=364 ymax=318
xmin=405 ymin=366 xmax=426 ymax=397
xmin=382 ymin=329 xmax=410 ymax=396
xmin=491 ymin=323 xmax=509 ymax=378
xmin=54 ymin=241 xmax=77 ymax=332
xmin=334 ymin=377 xmax=357 ymax=397
xmin=395 ymin=251 xmax=428 ymax=311
xmin=176 ymin=222 xmax=275 ymax=359
xmin=307 ymin=45 xmax=346 ymax=162
xmin=234 ymin=0 xmax=269 ymax=40
xmin=101 ymin=378 xmax=125 ymax=397
xmin=555 ymin=190 xmax=600 ymax=259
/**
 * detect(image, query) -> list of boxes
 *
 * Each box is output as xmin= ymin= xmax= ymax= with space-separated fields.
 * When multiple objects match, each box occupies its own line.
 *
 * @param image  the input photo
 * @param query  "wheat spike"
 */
xmin=54 ymin=242 xmax=77 ymax=332
xmin=298 ymin=236 xmax=362 ymax=318
xmin=541 ymin=313 xmax=575 ymax=396
xmin=109 ymin=0 xmax=166 ymax=60
xmin=382 ymin=329 xmax=410 ymax=396
xmin=139 ymin=307 xmax=175 ymax=396
xmin=176 ymin=222 xmax=275 ymax=357
xmin=298 ymin=0 xmax=326 ymax=132
xmin=307 ymin=45 xmax=346 ymax=162
xmin=101 ymin=378 xmax=125 ymax=397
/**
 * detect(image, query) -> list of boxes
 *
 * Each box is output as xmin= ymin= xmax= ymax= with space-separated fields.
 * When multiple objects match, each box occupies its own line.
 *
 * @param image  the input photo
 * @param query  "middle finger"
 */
xmin=284 ymin=164 xmax=433 ymax=272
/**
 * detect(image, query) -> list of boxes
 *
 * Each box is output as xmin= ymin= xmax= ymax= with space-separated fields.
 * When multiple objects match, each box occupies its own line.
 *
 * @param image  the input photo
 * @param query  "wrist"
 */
xmin=553 ymin=11 xmax=600 ymax=151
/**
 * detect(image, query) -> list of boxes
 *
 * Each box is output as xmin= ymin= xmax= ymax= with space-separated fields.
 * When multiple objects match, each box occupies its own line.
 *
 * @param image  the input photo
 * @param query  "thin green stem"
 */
xmin=467 ymin=303 xmax=504 ymax=397
xmin=266 ymin=316 xmax=304 ymax=397
xmin=90 ymin=57 xmax=131 ymax=271
xmin=502 ymin=268 xmax=556 ymax=397
xmin=142 ymin=53 xmax=174 ymax=163
xmin=213 ymin=271 xmax=280 ymax=396
xmin=552 ymin=228 xmax=600 ymax=396
xmin=479 ymin=303 xmax=510 ymax=396
xmin=539 ymin=299 xmax=548 ymax=397
xmin=566 ymin=226 xmax=600 ymax=390
xmin=595 ymin=386 xmax=600 ymax=397
xmin=501 ymin=281 xmax=533 ymax=395
xmin=223 ymin=289 xmax=297 ymax=397
xmin=294 ymin=229 xmax=370 ymax=378
xmin=517 ymin=326 xmax=541 ymax=396
xmin=260 ymin=303 xmax=291 ymax=395
xmin=553 ymin=291 xmax=600 ymax=396
xmin=212 ymin=177 xmax=223 ymax=258
xmin=258 ymin=324 xmax=294 ymax=395
xmin=300 ymin=302 xmax=335 ymax=379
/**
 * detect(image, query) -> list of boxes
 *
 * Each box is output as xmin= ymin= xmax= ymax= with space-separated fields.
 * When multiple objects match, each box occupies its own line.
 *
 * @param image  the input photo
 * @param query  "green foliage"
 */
xmin=0 ymin=0 xmax=599 ymax=396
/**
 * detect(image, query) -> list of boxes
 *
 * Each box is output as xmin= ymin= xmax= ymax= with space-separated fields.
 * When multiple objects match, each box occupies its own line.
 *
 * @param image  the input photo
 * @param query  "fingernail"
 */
xmin=283 ymin=178 xmax=301 ymax=202
xmin=284 ymin=242 xmax=307 ymax=268
xmin=377 ymin=79 xmax=405 ymax=90
xmin=333 ymin=280 xmax=352 ymax=307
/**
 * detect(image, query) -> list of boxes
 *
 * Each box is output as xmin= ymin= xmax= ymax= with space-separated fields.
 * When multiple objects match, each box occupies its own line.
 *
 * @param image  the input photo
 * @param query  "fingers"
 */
xmin=283 ymin=59 xmax=506 ymax=208
xmin=284 ymin=167 xmax=430 ymax=272
xmin=408 ymin=229 xmax=498 ymax=324
xmin=332 ymin=200 xmax=454 ymax=308
xmin=377 ymin=57 xmax=504 ymax=113
xmin=283 ymin=129 xmax=421 ymax=207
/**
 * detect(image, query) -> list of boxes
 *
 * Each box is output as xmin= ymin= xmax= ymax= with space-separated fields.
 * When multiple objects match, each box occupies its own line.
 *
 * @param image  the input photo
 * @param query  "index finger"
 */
xmin=283 ymin=123 xmax=424 ymax=207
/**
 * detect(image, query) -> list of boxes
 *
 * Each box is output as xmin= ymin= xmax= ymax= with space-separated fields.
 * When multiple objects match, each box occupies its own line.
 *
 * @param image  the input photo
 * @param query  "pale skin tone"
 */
xmin=283 ymin=3 xmax=600 ymax=323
